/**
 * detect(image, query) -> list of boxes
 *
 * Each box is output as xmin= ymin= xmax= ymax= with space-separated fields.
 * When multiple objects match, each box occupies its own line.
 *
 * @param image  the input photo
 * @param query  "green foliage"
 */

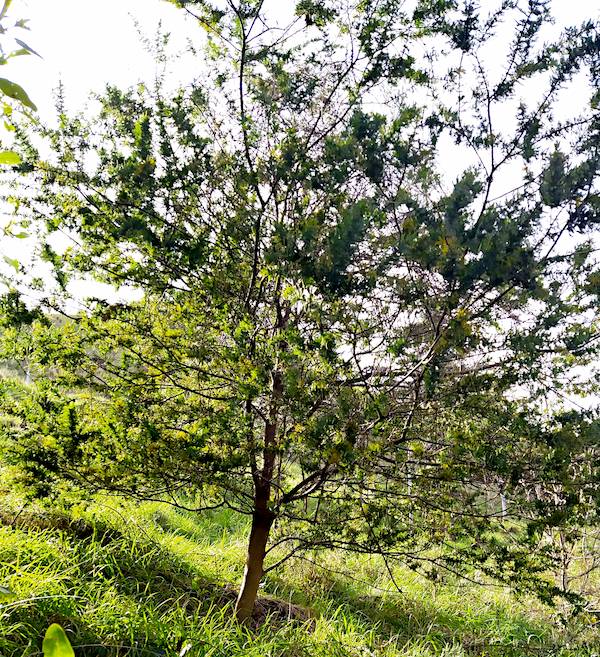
xmin=0 ymin=77 xmax=36 ymax=110
xmin=295 ymin=0 xmax=337 ymax=27
xmin=0 ymin=290 xmax=45 ymax=327
xmin=0 ymin=149 xmax=20 ymax=164
xmin=2 ymin=0 xmax=600 ymax=619
xmin=0 ymin=0 xmax=39 ymax=169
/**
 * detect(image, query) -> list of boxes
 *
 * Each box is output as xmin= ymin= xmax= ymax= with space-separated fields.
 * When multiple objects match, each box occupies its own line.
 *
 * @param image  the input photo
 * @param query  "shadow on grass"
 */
xmin=0 ymin=504 xmax=313 ymax=657
xmin=0 ymin=505 xmax=595 ymax=657
xmin=265 ymin=557 xmax=578 ymax=657
xmin=114 ymin=507 xmax=596 ymax=656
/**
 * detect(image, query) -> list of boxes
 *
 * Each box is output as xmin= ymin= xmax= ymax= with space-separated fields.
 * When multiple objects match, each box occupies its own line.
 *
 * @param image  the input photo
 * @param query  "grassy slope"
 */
xmin=0 ymin=499 xmax=598 ymax=657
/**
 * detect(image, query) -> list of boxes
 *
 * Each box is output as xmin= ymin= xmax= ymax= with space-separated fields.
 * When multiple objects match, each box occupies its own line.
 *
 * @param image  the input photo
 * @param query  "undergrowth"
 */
xmin=0 ymin=497 xmax=597 ymax=656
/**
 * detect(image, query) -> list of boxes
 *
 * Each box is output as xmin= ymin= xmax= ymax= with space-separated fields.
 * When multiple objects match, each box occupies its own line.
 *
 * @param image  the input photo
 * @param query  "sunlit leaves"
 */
xmin=42 ymin=624 xmax=75 ymax=657
xmin=0 ymin=148 xmax=19 ymax=163
xmin=2 ymin=255 xmax=18 ymax=271
xmin=3 ymin=0 xmax=600 ymax=616
xmin=0 ymin=0 xmax=12 ymax=21
xmin=0 ymin=77 xmax=36 ymax=109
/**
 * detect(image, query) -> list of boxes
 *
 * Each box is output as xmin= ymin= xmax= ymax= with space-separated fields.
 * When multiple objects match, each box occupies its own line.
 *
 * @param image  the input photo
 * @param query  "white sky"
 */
xmin=12 ymin=0 xmax=200 ymax=119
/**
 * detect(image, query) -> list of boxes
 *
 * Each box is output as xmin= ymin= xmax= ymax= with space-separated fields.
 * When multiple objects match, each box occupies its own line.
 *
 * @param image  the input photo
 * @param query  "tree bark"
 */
xmin=235 ymin=509 xmax=274 ymax=622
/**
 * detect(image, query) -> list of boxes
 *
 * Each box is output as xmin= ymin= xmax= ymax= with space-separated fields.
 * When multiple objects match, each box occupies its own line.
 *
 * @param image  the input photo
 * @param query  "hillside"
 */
xmin=0 ymin=499 xmax=598 ymax=657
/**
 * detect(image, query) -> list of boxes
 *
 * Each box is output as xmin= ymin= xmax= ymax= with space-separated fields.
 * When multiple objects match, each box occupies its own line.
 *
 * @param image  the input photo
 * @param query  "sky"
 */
xmin=13 ymin=0 xmax=200 ymax=119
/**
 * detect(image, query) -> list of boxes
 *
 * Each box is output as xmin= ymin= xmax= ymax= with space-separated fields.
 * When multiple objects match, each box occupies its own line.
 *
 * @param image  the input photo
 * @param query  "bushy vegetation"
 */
xmin=0 ymin=497 xmax=598 ymax=656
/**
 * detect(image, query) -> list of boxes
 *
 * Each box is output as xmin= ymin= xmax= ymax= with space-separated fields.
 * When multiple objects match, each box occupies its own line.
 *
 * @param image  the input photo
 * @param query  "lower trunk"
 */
xmin=235 ymin=510 xmax=274 ymax=622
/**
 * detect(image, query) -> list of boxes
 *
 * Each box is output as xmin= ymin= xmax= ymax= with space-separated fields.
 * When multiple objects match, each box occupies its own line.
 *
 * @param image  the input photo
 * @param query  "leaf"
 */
xmin=3 ymin=255 xmax=19 ymax=271
xmin=0 ymin=0 xmax=12 ymax=21
xmin=0 ymin=78 xmax=36 ymax=110
xmin=0 ymin=584 xmax=14 ymax=598
xmin=9 ymin=48 xmax=33 ymax=59
xmin=0 ymin=150 xmax=20 ymax=164
xmin=42 ymin=624 xmax=75 ymax=657
xmin=15 ymin=39 xmax=41 ymax=58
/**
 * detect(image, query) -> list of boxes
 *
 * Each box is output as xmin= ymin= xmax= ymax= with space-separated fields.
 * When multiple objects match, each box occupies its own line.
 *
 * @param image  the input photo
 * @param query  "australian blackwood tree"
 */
xmin=2 ymin=0 xmax=600 ymax=621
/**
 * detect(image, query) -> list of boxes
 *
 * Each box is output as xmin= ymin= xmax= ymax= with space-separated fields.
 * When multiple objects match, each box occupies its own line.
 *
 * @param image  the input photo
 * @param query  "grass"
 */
xmin=0 ymin=497 xmax=598 ymax=656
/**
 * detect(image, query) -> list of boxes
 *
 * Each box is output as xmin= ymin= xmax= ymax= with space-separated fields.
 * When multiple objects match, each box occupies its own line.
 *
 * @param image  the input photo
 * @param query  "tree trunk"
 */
xmin=235 ymin=362 xmax=282 ymax=622
xmin=235 ymin=509 xmax=274 ymax=622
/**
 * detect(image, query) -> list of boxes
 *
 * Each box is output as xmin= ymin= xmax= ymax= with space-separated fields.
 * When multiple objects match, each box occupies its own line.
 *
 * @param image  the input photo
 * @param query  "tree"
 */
xmin=2 ymin=0 xmax=600 ymax=621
